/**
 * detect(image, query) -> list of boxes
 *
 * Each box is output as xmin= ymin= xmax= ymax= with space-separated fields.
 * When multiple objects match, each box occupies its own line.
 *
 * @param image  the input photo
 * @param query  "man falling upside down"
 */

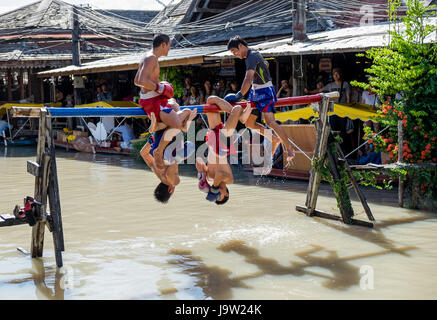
xmin=140 ymin=106 xmax=197 ymax=204
xmin=196 ymin=95 xmax=252 ymax=204
xmin=224 ymin=35 xmax=295 ymax=167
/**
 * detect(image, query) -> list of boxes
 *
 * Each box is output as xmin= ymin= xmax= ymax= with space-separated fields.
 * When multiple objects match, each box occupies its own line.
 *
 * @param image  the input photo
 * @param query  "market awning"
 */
xmin=37 ymin=45 xmax=227 ymax=78
xmin=274 ymin=103 xmax=383 ymax=122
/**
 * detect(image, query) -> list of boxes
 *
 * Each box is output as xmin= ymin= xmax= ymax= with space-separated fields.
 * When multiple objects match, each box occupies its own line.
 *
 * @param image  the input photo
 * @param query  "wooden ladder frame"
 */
xmin=296 ymin=93 xmax=375 ymax=228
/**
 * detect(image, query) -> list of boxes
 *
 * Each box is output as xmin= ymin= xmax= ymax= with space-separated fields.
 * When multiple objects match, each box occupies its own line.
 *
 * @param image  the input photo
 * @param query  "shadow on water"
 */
xmin=167 ymin=234 xmax=417 ymax=299
xmin=312 ymin=214 xmax=433 ymax=255
xmin=7 ymin=258 xmax=65 ymax=300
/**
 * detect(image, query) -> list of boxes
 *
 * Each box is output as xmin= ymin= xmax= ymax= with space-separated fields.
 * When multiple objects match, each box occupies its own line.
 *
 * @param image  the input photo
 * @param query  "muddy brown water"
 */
xmin=0 ymin=147 xmax=436 ymax=299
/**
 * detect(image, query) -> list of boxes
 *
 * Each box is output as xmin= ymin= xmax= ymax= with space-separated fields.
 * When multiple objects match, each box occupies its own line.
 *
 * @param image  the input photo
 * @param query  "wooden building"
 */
xmin=0 ymin=0 xmax=158 ymax=103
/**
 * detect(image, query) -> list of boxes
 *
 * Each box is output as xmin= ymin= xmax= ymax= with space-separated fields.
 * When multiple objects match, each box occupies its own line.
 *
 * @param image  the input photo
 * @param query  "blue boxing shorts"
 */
xmin=149 ymin=129 xmax=195 ymax=164
xmin=248 ymin=83 xmax=277 ymax=114
xmin=149 ymin=129 xmax=165 ymax=156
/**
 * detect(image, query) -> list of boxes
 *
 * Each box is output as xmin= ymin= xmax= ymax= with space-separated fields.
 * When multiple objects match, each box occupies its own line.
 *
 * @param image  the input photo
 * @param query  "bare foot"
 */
xmin=182 ymin=108 xmax=197 ymax=132
xmin=148 ymin=113 xmax=158 ymax=133
xmin=239 ymin=105 xmax=252 ymax=125
xmin=283 ymin=148 xmax=295 ymax=168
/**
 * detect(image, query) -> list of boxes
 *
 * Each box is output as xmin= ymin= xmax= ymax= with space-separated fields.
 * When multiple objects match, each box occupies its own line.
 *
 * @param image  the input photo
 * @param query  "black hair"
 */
xmin=227 ymin=36 xmax=248 ymax=50
xmin=153 ymin=34 xmax=170 ymax=48
xmin=154 ymin=182 xmax=171 ymax=203
xmin=215 ymin=187 xmax=229 ymax=205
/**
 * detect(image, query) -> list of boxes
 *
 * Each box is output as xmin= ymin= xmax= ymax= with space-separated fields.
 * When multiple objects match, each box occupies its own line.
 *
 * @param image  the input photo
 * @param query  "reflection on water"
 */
xmin=0 ymin=146 xmax=436 ymax=300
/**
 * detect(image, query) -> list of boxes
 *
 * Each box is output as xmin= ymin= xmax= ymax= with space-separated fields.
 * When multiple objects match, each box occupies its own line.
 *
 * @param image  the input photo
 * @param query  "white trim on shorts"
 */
xmin=140 ymin=91 xmax=159 ymax=99
xmin=251 ymin=81 xmax=273 ymax=91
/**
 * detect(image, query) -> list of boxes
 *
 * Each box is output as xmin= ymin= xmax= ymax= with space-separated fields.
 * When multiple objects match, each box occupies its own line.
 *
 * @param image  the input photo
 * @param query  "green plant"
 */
xmin=160 ymin=66 xmax=192 ymax=99
xmin=350 ymin=0 xmax=437 ymax=207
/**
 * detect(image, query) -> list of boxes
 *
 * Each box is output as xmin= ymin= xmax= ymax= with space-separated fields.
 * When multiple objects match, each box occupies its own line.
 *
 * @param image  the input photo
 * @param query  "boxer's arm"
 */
xmin=240 ymin=70 xmax=255 ymax=96
xmin=134 ymin=57 xmax=158 ymax=91
xmin=140 ymin=142 xmax=154 ymax=168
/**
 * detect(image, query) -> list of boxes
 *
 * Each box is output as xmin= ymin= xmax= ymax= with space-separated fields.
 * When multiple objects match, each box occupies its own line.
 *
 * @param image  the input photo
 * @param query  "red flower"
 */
xmin=424 ymin=134 xmax=428 ymax=139
xmin=402 ymin=120 xmax=407 ymax=127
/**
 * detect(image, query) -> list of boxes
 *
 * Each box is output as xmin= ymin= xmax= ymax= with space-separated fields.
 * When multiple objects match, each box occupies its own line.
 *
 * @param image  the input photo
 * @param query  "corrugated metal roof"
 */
xmin=36 ymin=45 xmax=227 ymax=77
xmin=206 ymin=18 xmax=437 ymax=58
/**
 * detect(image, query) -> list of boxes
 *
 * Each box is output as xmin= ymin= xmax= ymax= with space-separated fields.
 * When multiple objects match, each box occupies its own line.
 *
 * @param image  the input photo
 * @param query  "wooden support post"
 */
xmin=31 ymin=109 xmax=48 ymax=258
xmin=398 ymin=120 xmax=404 ymax=207
xmin=28 ymin=69 xmax=32 ymax=98
xmin=336 ymin=143 xmax=375 ymax=221
xmin=40 ymin=79 xmax=45 ymax=103
xmin=326 ymin=144 xmax=354 ymax=225
xmin=47 ymin=116 xmax=64 ymax=267
xmin=19 ymin=69 xmax=25 ymax=100
xmin=7 ymin=69 xmax=12 ymax=101
xmin=303 ymin=95 xmax=331 ymax=215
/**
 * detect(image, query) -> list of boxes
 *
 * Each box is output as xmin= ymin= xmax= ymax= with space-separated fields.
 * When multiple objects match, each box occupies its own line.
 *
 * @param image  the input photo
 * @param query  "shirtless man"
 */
xmin=140 ymin=111 xmax=196 ymax=204
xmin=134 ymin=33 xmax=188 ymax=168
xmin=196 ymin=95 xmax=252 ymax=204
xmin=224 ymin=35 xmax=295 ymax=166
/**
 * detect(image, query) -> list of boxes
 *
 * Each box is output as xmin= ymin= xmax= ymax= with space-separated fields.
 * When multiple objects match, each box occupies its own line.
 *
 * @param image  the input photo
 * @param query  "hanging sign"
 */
xmin=318 ymin=58 xmax=332 ymax=73
xmin=219 ymin=58 xmax=236 ymax=77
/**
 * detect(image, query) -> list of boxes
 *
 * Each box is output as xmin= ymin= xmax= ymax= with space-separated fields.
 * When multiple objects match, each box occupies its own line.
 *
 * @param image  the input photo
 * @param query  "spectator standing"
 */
xmin=182 ymin=77 xmax=192 ymax=103
xmin=200 ymin=80 xmax=215 ymax=104
xmin=276 ymin=79 xmax=292 ymax=99
xmin=215 ymin=78 xmax=227 ymax=98
xmin=97 ymin=83 xmax=112 ymax=101
xmin=184 ymin=86 xmax=200 ymax=105
xmin=224 ymin=80 xmax=239 ymax=96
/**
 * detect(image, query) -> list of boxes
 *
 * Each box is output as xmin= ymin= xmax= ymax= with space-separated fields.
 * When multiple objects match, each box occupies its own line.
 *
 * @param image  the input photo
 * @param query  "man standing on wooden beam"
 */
xmin=225 ymin=36 xmax=295 ymax=167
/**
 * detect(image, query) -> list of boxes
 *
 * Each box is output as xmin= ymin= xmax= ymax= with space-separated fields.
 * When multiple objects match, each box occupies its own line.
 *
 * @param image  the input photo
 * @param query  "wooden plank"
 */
xmin=27 ymin=160 xmax=41 ymax=177
xmin=12 ymin=107 xmax=42 ymax=118
xmin=296 ymin=205 xmax=342 ymax=221
xmin=296 ymin=206 xmax=373 ymax=228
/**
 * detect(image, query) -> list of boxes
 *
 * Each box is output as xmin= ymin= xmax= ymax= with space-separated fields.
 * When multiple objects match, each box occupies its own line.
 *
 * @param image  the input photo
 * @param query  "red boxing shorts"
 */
xmin=139 ymin=91 xmax=173 ymax=122
xmin=206 ymin=122 xmax=237 ymax=157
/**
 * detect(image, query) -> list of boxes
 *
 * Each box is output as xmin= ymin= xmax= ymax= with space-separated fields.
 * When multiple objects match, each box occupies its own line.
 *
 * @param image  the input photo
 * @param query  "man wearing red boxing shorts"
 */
xmin=135 ymin=34 xmax=184 ymax=169
xmin=196 ymin=96 xmax=251 ymax=205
